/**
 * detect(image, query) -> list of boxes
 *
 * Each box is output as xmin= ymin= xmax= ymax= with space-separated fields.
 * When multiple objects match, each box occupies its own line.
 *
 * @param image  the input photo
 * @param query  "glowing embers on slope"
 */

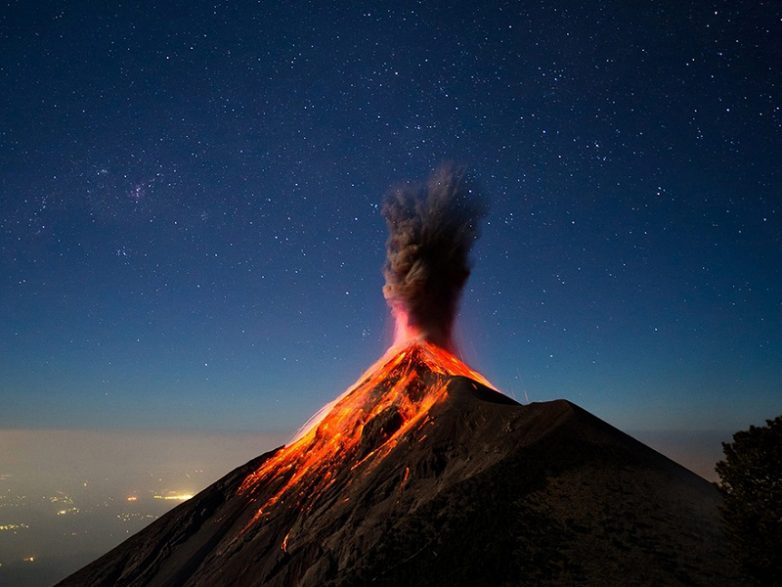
xmin=237 ymin=341 xmax=494 ymax=532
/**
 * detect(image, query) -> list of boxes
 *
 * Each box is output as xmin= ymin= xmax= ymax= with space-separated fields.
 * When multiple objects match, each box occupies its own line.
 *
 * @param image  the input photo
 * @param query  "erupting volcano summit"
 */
xmin=60 ymin=169 xmax=740 ymax=587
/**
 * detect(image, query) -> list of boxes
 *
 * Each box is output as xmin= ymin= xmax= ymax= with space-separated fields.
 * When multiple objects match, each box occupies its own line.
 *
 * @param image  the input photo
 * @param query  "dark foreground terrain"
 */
xmin=59 ymin=360 xmax=742 ymax=586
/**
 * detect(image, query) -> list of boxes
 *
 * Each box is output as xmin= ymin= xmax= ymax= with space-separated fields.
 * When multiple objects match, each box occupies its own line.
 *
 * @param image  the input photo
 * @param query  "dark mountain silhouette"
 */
xmin=58 ymin=343 xmax=743 ymax=586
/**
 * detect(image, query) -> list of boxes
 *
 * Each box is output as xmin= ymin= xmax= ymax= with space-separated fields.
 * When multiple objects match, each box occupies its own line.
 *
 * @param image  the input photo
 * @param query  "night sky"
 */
xmin=2 ymin=1 xmax=780 ymax=436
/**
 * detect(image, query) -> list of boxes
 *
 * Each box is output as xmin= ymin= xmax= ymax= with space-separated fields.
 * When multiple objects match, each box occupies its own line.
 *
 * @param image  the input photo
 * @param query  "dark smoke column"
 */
xmin=382 ymin=166 xmax=486 ymax=352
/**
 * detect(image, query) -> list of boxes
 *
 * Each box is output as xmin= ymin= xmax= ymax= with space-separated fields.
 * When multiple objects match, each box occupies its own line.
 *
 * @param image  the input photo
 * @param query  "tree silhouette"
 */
xmin=716 ymin=415 xmax=782 ymax=585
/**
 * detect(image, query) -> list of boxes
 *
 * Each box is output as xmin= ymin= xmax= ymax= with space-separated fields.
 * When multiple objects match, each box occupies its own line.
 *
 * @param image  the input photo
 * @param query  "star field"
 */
xmin=1 ymin=1 xmax=780 ymax=433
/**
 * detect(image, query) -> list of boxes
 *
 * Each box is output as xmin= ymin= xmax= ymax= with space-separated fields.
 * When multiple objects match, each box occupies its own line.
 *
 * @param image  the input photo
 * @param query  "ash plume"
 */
xmin=382 ymin=165 xmax=486 ymax=351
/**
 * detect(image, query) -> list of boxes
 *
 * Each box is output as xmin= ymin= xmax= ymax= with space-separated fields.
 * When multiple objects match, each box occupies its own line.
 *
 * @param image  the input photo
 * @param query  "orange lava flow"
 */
xmin=237 ymin=341 xmax=495 ymax=534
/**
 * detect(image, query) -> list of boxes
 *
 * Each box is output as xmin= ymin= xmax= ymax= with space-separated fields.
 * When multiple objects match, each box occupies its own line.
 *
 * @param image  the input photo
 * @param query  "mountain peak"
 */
xmin=58 ymin=348 xmax=741 ymax=586
xmin=237 ymin=342 xmax=502 ymax=526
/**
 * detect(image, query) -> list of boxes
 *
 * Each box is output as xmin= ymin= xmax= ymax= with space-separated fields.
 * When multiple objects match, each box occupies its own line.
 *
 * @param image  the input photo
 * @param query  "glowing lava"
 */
xmin=238 ymin=341 xmax=496 ymax=532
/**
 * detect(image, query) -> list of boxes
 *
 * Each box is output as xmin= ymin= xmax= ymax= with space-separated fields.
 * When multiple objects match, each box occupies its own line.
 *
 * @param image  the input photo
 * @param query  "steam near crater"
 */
xmin=382 ymin=165 xmax=487 ymax=351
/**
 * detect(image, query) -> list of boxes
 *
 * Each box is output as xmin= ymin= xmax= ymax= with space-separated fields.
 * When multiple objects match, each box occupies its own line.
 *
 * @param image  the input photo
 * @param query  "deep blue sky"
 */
xmin=1 ymin=1 xmax=780 ymax=435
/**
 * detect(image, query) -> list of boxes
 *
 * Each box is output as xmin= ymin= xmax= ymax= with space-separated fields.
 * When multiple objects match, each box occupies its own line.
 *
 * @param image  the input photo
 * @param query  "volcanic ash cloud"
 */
xmin=382 ymin=166 xmax=486 ymax=351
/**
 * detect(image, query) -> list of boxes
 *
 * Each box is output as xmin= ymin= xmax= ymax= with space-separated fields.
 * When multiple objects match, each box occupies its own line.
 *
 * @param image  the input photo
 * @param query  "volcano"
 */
xmin=58 ymin=342 xmax=741 ymax=586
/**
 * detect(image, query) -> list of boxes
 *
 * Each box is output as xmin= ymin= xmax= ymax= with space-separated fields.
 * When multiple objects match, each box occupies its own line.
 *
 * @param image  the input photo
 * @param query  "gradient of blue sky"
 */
xmin=1 ymin=1 xmax=780 ymax=436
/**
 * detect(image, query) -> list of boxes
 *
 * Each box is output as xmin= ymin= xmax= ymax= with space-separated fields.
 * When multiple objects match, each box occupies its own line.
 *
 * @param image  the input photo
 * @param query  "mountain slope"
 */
xmin=58 ymin=345 xmax=742 ymax=586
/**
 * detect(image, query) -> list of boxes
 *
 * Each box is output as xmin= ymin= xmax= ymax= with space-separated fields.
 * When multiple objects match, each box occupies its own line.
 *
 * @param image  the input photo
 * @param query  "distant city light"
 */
xmin=126 ymin=496 xmax=138 ymax=502
xmin=0 ymin=523 xmax=30 ymax=531
xmin=153 ymin=493 xmax=193 ymax=501
xmin=23 ymin=556 xmax=36 ymax=563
